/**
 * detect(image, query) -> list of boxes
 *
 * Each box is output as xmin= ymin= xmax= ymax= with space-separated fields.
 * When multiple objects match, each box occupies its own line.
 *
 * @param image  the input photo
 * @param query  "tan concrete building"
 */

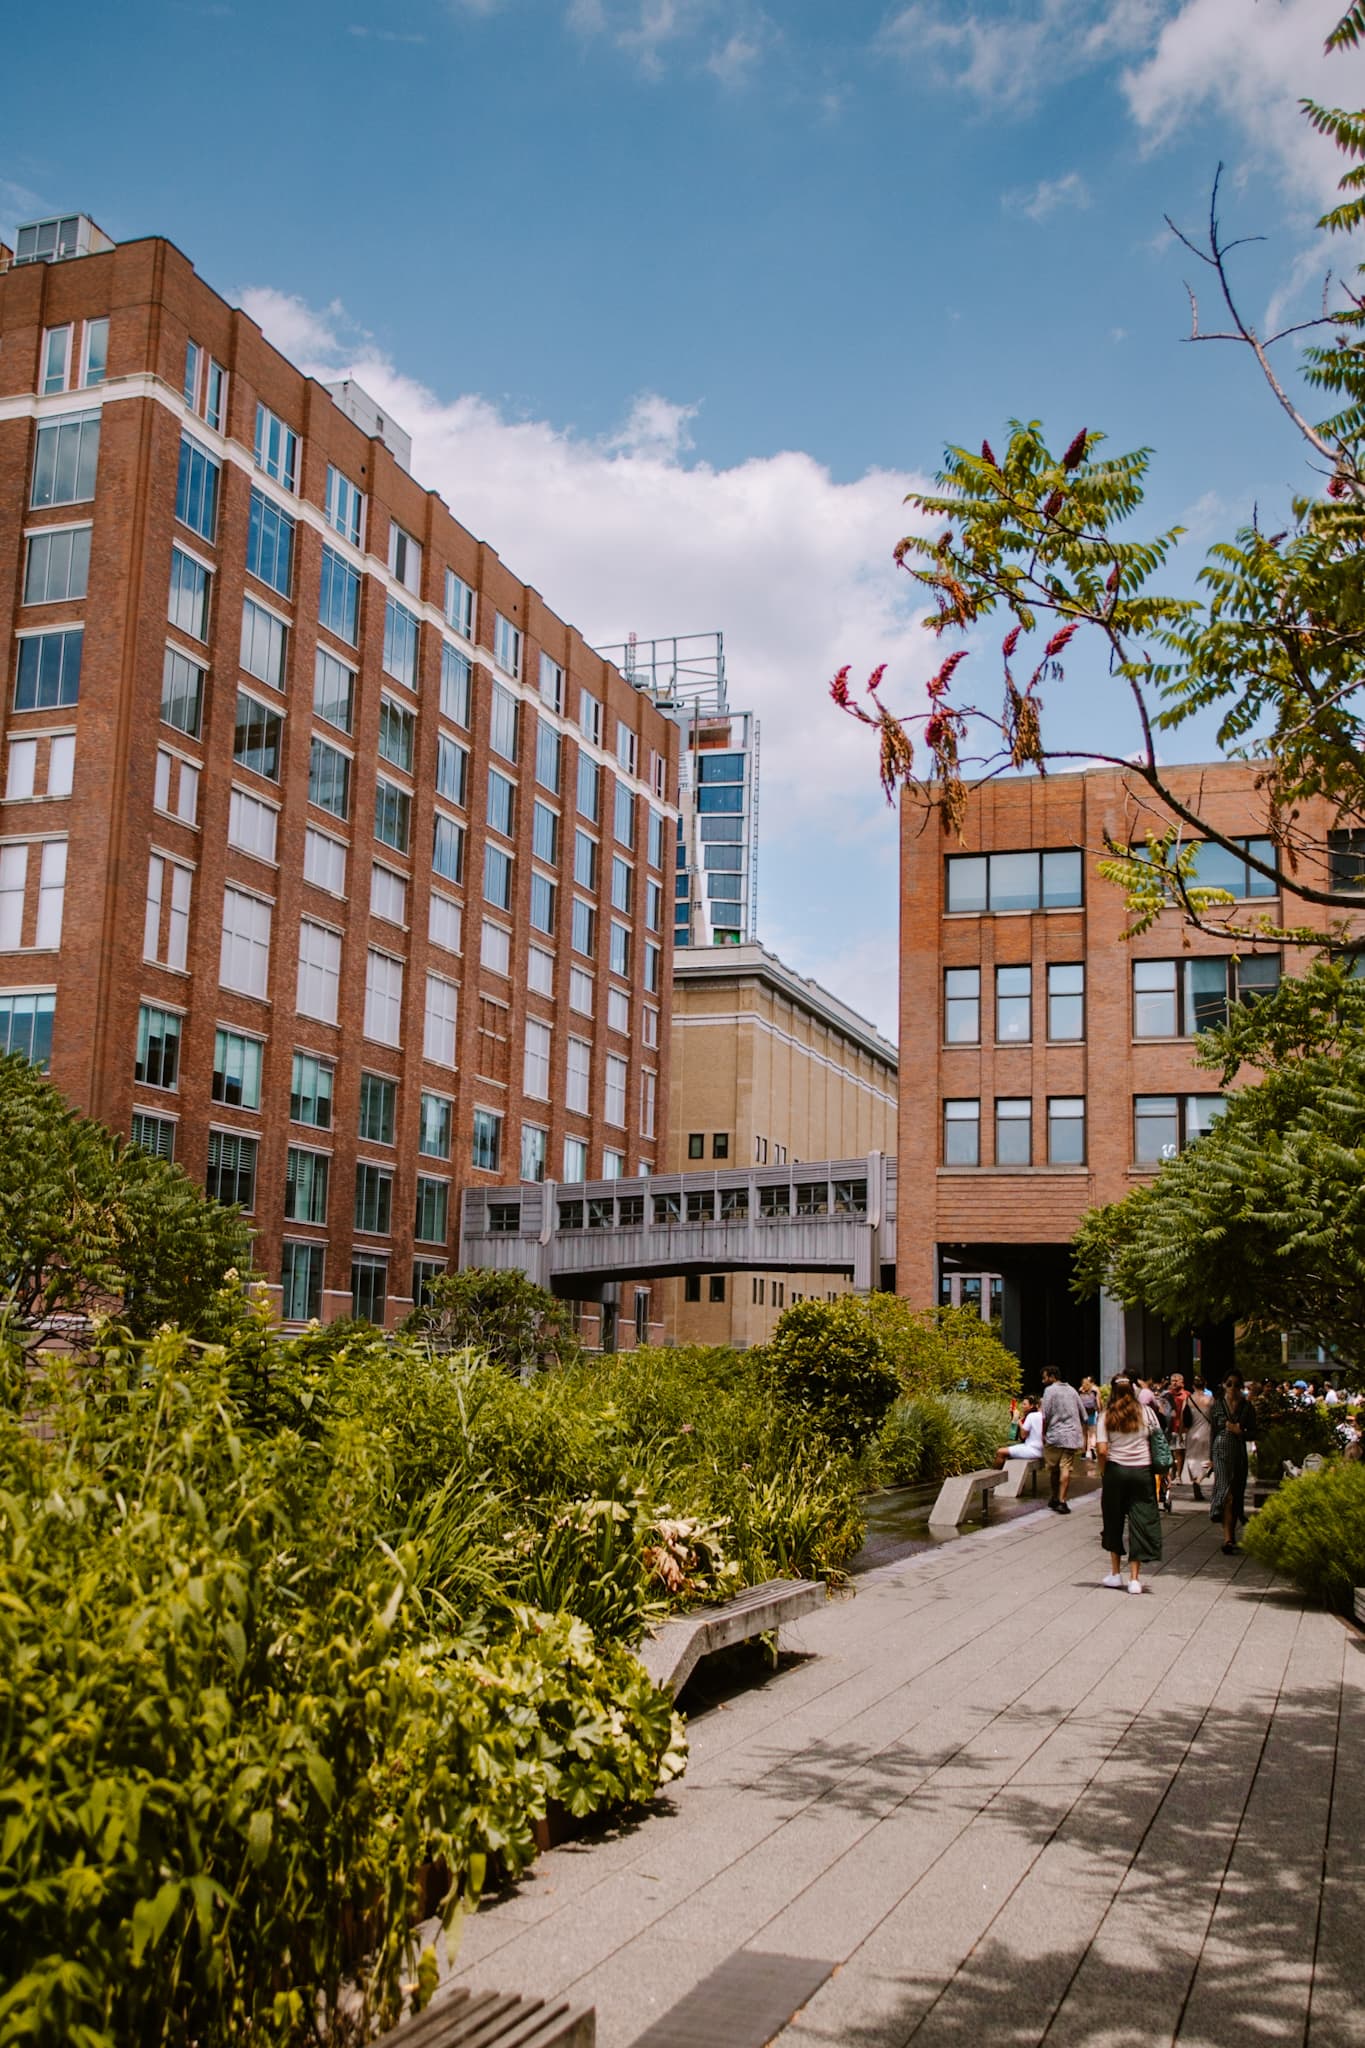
xmin=665 ymin=943 xmax=898 ymax=1345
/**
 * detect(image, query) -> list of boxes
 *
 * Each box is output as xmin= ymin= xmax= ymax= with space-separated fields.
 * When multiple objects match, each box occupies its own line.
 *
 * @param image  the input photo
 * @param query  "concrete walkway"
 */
xmin=450 ymin=1497 xmax=1363 ymax=2047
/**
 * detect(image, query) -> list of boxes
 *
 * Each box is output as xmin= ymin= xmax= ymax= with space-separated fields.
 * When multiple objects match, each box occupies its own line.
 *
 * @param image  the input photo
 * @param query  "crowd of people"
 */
xmin=993 ymin=1369 xmax=1364 ymax=1595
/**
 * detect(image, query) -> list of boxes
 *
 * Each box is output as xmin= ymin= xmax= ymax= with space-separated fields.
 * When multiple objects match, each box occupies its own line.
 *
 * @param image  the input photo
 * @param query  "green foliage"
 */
xmin=863 ymin=1296 xmax=1021 ymax=1401
xmin=1251 ymin=1382 xmax=1341 ymax=1481
xmin=1073 ymin=965 xmax=1365 ymax=1376
xmin=872 ymin=1394 xmax=1013 ymax=1489
xmin=0 ymin=1052 xmax=253 ymax=1339
xmin=834 ymin=16 xmax=1365 ymax=945
xmin=757 ymin=1298 xmax=900 ymax=1455
xmin=403 ymin=1266 xmax=578 ymax=1376
xmin=1243 ymin=1462 xmax=1365 ymax=1611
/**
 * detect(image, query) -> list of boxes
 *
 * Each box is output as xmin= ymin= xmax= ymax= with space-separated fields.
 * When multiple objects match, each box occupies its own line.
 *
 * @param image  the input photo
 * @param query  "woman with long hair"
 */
xmin=1079 ymin=1376 xmax=1099 ymax=1460
xmin=1095 ymin=1374 xmax=1162 ymax=1594
xmin=1182 ymin=1376 xmax=1215 ymax=1500
xmin=1209 ymin=1371 xmax=1259 ymax=1554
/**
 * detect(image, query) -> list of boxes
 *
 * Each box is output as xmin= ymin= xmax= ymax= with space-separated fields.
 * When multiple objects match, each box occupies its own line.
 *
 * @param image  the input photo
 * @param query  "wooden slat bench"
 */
xmin=928 ymin=1467 xmax=1006 ymax=1533
xmin=387 ymin=1986 xmax=594 ymax=2047
xmin=636 ymin=1576 xmax=826 ymax=1695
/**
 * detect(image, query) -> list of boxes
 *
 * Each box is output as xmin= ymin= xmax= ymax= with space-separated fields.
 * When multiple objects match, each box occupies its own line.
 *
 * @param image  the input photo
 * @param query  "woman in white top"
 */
xmin=994 ymin=1398 xmax=1043 ymax=1467
xmin=1096 ymin=1376 xmax=1163 ymax=1594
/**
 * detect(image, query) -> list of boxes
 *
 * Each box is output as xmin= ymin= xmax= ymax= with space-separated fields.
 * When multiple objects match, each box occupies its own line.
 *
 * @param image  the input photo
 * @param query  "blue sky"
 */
xmin=4 ymin=0 xmax=1358 ymax=1033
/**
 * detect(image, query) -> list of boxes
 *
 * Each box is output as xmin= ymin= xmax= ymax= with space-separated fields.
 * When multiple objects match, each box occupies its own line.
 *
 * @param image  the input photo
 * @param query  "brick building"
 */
xmin=0 ymin=215 xmax=678 ymax=1328
xmin=898 ymin=763 xmax=1365 ymax=1381
xmin=666 ymin=942 xmax=898 ymax=1346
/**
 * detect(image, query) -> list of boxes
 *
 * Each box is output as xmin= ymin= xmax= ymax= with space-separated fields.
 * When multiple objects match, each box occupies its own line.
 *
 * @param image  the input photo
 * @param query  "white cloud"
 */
xmin=1007 ymin=170 xmax=1091 ymax=220
xmin=567 ymin=0 xmax=778 ymax=82
xmin=879 ymin=0 xmax=1160 ymax=110
xmin=707 ymin=29 xmax=764 ymax=86
xmin=239 ymin=286 xmax=933 ymax=1034
xmin=1120 ymin=0 xmax=1350 ymax=204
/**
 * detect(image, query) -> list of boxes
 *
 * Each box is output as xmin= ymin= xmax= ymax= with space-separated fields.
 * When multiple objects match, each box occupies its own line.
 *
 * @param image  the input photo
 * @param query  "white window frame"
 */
xmin=370 ymin=861 xmax=408 ymax=927
xmin=569 ymin=966 xmax=594 ymax=1015
xmin=527 ymin=945 xmax=554 ymax=995
xmin=296 ymin=918 xmax=342 ymax=1025
xmin=494 ymin=612 xmax=522 ymax=679
xmin=424 ymin=970 xmax=458 ymax=1066
xmin=219 ymin=885 xmax=272 ymax=999
xmin=364 ymin=948 xmax=405 ymax=1047
xmin=228 ymin=785 xmax=279 ymax=865
xmin=303 ymin=825 xmax=347 ymax=897
xmin=429 ymin=891 xmax=462 ymax=955
xmin=605 ymin=1052 xmax=628 ymax=1128
xmin=481 ymin=919 xmax=511 ymax=974
xmin=579 ymin=690 xmax=602 ymax=747
xmin=566 ymin=1035 xmax=591 ymax=1114
xmin=523 ymin=1017 xmax=552 ymax=1100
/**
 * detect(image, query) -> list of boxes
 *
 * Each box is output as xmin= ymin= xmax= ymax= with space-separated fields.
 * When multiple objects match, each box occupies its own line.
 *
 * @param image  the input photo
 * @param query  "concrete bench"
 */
xmin=998 ymin=1456 xmax=1044 ymax=1500
xmin=388 ymin=1986 xmax=594 ymax=2047
xmin=636 ymin=1576 xmax=826 ymax=1695
xmin=928 ymin=1467 xmax=1006 ymax=1532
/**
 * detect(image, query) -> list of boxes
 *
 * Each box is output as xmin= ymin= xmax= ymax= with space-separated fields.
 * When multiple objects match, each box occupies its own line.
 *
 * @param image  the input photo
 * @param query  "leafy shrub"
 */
xmin=757 ymin=1298 xmax=900 ymax=1454
xmin=403 ymin=1266 xmax=577 ymax=1375
xmin=864 ymin=1296 xmax=1022 ymax=1401
xmin=872 ymin=1394 xmax=1012 ymax=1487
xmin=1251 ymin=1385 xmax=1340 ymax=1481
xmin=1243 ymin=1462 xmax=1365 ymax=1611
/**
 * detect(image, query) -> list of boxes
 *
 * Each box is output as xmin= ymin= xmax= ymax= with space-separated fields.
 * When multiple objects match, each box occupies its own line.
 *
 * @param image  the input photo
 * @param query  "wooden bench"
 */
xmin=998 ymin=1456 xmax=1044 ymax=1500
xmin=387 ymin=1986 xmax=594 ymax=2047
xmin=928 ymin=1467 xmax=1006 ymax=1532
xmin=636 ymin=1576 xmax=826 ymax=1695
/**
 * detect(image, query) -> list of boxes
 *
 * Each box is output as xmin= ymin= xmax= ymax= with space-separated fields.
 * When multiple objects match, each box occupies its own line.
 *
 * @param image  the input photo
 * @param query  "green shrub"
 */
xmin=872 ymin=1394 xmax=1012 ymax=1487
xmin=757 ymin=1298 xmax=899 ymax=1455
xmin=863 ymin=1296 xmax=1022 ymax=1401
xmin=1243 ymin=1461 xmax=1365 ymax=1610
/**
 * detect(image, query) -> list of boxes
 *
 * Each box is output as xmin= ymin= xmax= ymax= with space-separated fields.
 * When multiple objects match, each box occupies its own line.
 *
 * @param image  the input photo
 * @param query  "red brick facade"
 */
xmin=898 ymin=765 xmax=1364 ymax=1371
xmin=0 ymin=232 xmax=677 ymax=1327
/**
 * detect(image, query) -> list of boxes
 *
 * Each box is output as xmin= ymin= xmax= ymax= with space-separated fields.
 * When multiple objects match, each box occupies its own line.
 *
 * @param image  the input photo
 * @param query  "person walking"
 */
xmin=1079 ymin=1377 xmax=1099 ymax=1460
xmin=1040 ymin=1366 xmax=1085 ymax=1514
xmin=1210 ymin=1371 xmax=1259 ymax=1554
xmin=1095 ymin=1374 xmax=1162 ymax=1594
xmin=1182 ymin=1377 xmax=1214 ymax=1500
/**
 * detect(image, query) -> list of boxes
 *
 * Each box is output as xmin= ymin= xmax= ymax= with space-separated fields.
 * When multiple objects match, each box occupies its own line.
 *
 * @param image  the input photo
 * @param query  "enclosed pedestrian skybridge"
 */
xmin=460 ymin=1152 xmax=897 ymax=1298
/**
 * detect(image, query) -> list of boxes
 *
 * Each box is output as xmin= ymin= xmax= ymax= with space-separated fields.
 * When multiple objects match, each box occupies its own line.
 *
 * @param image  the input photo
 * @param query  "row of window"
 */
xmin=941 ymin=1094 xmax=1224 ymax=1168
xmin=555 ymin=1179 xmax=869 ymax=1230
xmin=941 ymin=955 xmax=1278 ymax=1044
xmin=943 ymin=841 xmax=1278 ymax=916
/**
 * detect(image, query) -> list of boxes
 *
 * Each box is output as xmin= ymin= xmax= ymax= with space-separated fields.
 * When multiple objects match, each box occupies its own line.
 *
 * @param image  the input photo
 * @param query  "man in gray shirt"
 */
xmin=1041 ymin=1366 xmax=1086 ymax=1514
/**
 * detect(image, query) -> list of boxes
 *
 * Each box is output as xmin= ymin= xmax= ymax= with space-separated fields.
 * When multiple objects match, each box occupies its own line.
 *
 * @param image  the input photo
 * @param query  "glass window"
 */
xmin=572 ymin=898 xmax=596 ymax=957
xmin=167 ymin=545 xmax=210 ymax=638
xmin=943 ymin=1098 xmax=980 ymax=1166
xmin=1238 ymin=955 xmax=1280 ymax=1004
xmin=17 ymin=629 xmax=83 ymax=712
xmin=995 ymin=1097 xmax=1031 ymax=1166
xmin=537 ymin=718 xmax=561 ymax=793
xmin=42 ymin=325 xmax=72 ymax=394
xmin=429 ymin=891 xmax=462 ymax=954
xmin=605 ymin=1053 xmax=628 ymax=1126
xmin=303 ymin=827 xmax=346 ymax=896
xmin=573 ymin=831 xmax=598 ymax=891
xmin=228 ymin=787 xmax=277 ymax=863
xmin=444 ymin=570 xmax=475 ymax=638
xmin=944 ymin=967 xmax=980 ymax=1043
xmin=296 ymin=919 xmax=341 ymax=1023
xmin=989 ymin=852 xmax=1039 ymax=913
xmin=441 ymin=642 xmax=471 ymax=725
xmin=614 ymin=783 xmax=634 ymax=848
xmin=424 ymin=971 xmax=458 ymax=1065
xmin=696 ymin=784 xmax=743 ymax=814
xmin=383 ymin=596 xmax=420 ymax=689
xmin=206 ymin=1130 xmax=258 ymax=1210
xmin=616 ymin=721 xmax=638 ymax=778
xmin=130 ymin=1111 xmax=175 ymax=1160
xmin=246 ymin=488 xmax=293 ymax=597
xmin=1041 ymin=851 xmax=1083 ymax=907
xmin=433 ymin=815 xmax=464 ymax=884
xmin=354 ymin=1162 xmax=393 ymax=1235
xmin=488 ymin=768 xmax=515 ymax=838
xmin=946 ymin=849 xmax=1083 ymax=913
xmin=1187 ymin=1095 xmax=1226 ymax=1142
xmin=374 ymin=778 xmax=411 ymax=854
xmin=539 ymin=652 xmax=565 ymax=712
xmin=524 ymin=1017 xmax=551 ymax=1098
xmin=240 ymin=596 xmax=287 ymax=688
xmin=607 ymin=987 xmax=629 ymax=1034
xmin=472 ymin=1108 xmax=502 ymax=1172
xmin=24 ymin=525 xmax=91 ymax=604
xmin=351 ymin=1255 xmax=387 ymax=1323
xmin=282 ymin=1241 xmax=324 ymax=1322
xmin=521 ymin=1122 xmax=548 ymax=1182
xmin=290 ymin=1051 xmax=333 ymax=1129
xmin=609 ymin=920 xmax=630 ymax=978
xmin=388 ymin=522 xmax=421 ymax=592
xmin=253 ymin=404 xmax=298 ymax=492
xmin=34 ymin=412 xmax=101 ymax=510
xmin=0 ymin=991 xmax=55 ymax=1069
xmin=183 ymin=339 xmax=201 ymax=408
xmin=203 ymin=358 xmax=227 ymax=431
xmin=219 ymin=888 xmax=271 ymax=998
xmin=494 ymin=613 xmax=522 ymax=678
xmin=284 ymin=1147 xmax=330 ymax=1225
xmin=579 ymin=690 xmax=602 ymax=746
xmin=530 ymin=871 xmax=556 ymax=935
xmin=48 ymin=734 xmax=77 ymax=800
xmin=378 ymin=696 xmax=416 ymax=774
xmin=1048 ymin=1096 xmax=1086 ymax=1165
xmin=1133 ymin=958 xmax=1178 ymax=1038
xmin=567 ymin=1036 xmax=591 ymax=1113
xmin=437 ymin=735 xmax=468 ymax=808
xmin=491 ymin=684 xmax=519 ymax=762
xmin=648 ymin=809 xmax=666 ymax=870
xmin=81 ymin=317 xmax=108 ymax=388
xmin=484 ymin=843 xmax=512 ymax=912
xmin=995 ymin=965 xmax=1031 ymax=1042
xmin=415 ymin=1177 xmax=449 ymax=1244
xmin=481 ymin=920 xmax=511 ymax=974
xmin=1047 ymin=963 xmax=1084 ymax=1040
xmin=233 ymin=690 xmax=282 ymax=781
xmin=1188 ymin=837 xmax=1277 ymax=901
xmin=1184 ymin=956 xmax=1230 ymax=1036
xmin=644 ymin=941 xmax=661 ymax=993
xmin=568 ymin=966 xmax=594 ymax=1015
xmin=420 ymin=1091 xmax=452 ymax=1159
xmin=532 ymin=800 xmax=559 ymax=866
xmin=325 ymin=464 xmax=364 ymax=545
xmin=563 ymin=1136 xmax=588 ymax=1181
xmin=1134 ymin=1095 xmax=1180 ymax=1165
xmin=364 ymin=949 xmax=404 ymax=1046
xmin=358 ymin=1072 xmax=396 ymax=1145
xmin=528 ymin=945 xmax=555 ymax=995
xmin=158 ymin=645 xmax=202 ymax=737
xmin=319 ymin=545 xmax=360 ymax=644
xmin=313 ymin=648 xmax=355 ymax=733
xmin=577 ymin=754 xmax=600 ymax=822
xmin=611 ymin=855 xmax=632 ymax=915
xmin=370 ymin=862 xmax=406 ymax=926
xmin=308 ymin=738 xmax=350 ymax=819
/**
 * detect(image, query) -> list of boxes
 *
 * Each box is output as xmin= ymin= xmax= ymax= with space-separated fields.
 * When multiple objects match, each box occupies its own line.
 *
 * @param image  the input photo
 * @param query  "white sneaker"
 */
xmin=1102 ymin=1572 xmax=1124 ymax=1589
xmin=1127 ymin=1579 xmax=1145 ymax=1596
